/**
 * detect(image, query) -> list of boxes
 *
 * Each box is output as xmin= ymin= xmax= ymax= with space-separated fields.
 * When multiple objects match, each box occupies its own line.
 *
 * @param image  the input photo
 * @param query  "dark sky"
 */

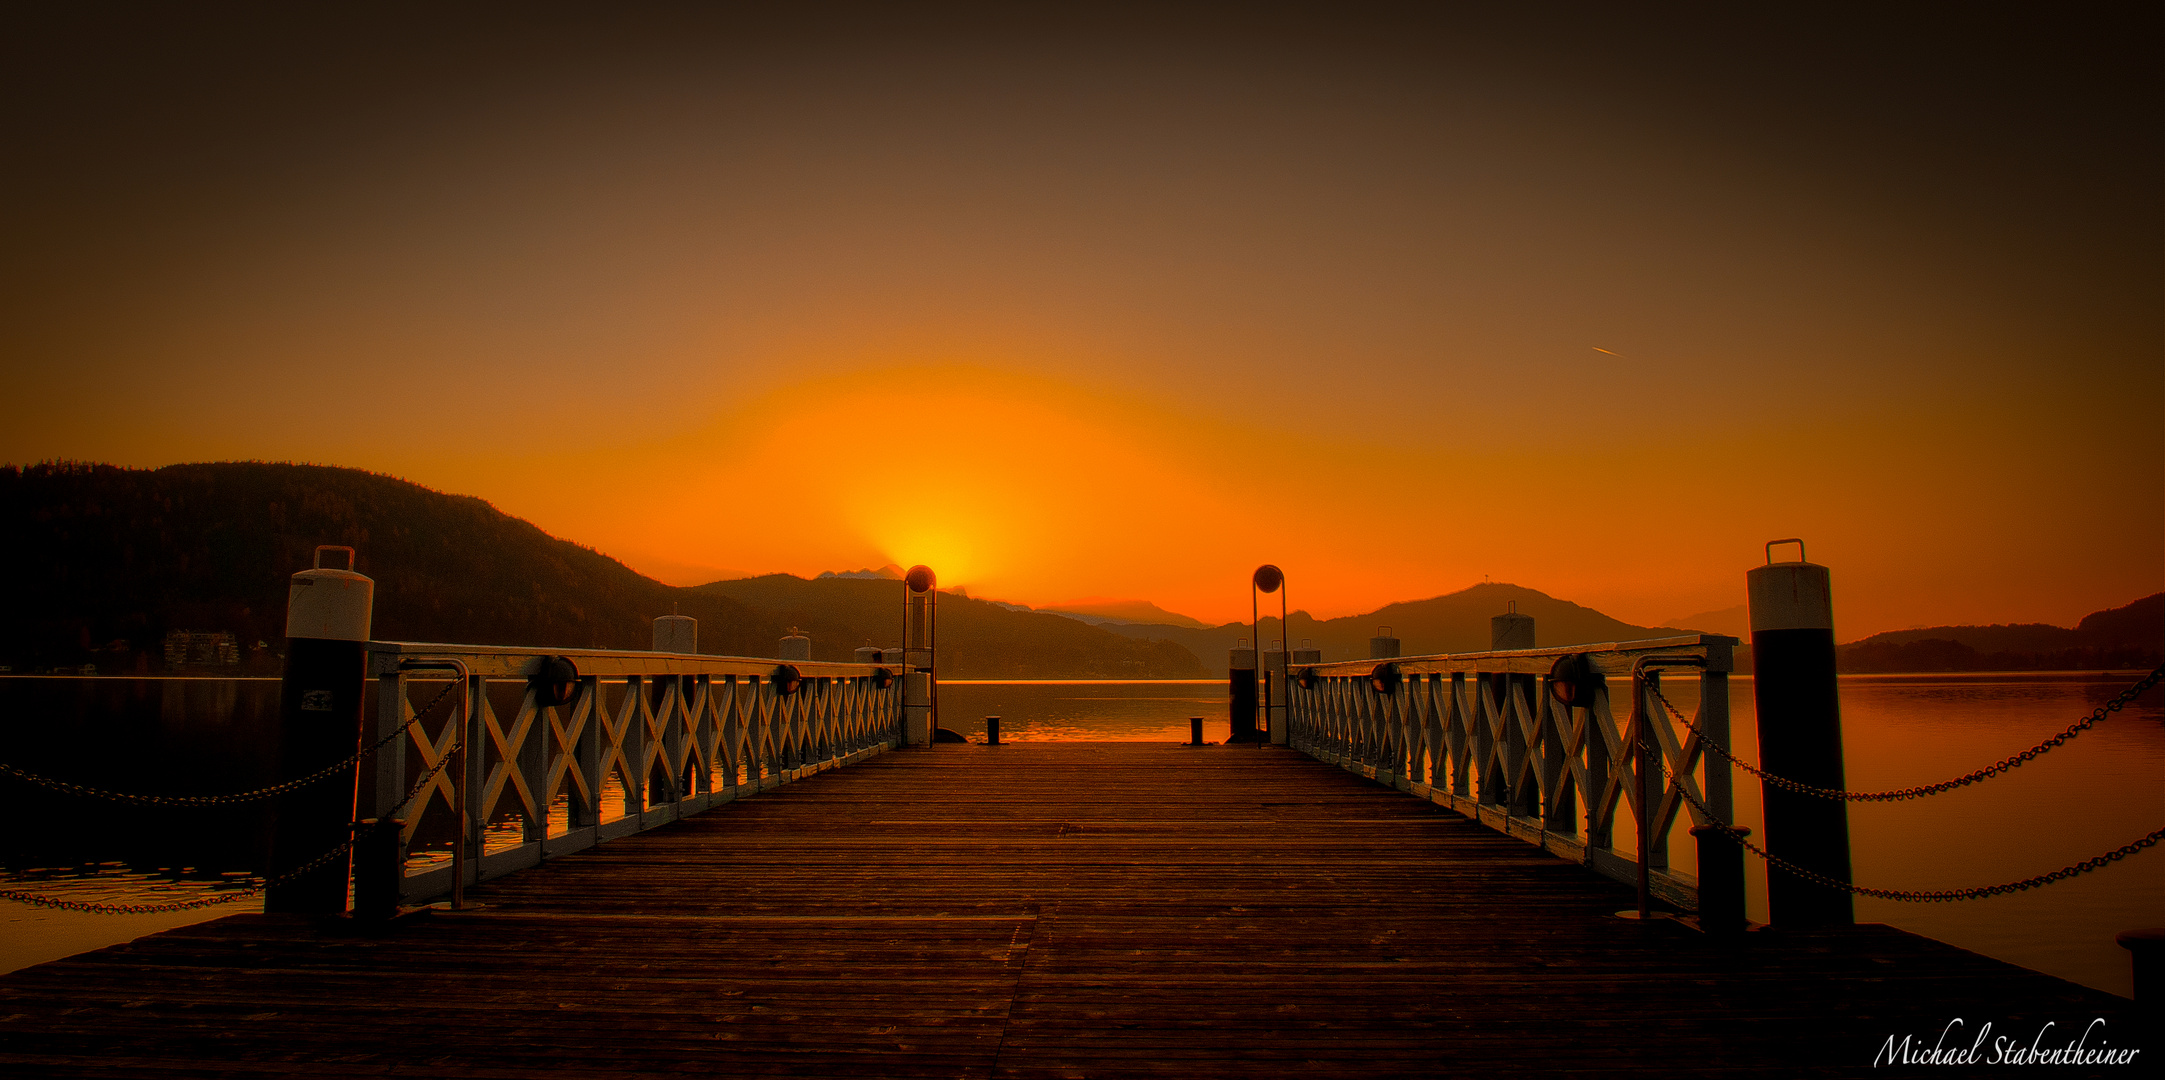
xmin=3 ymin=3 xmax=2158 ymax=630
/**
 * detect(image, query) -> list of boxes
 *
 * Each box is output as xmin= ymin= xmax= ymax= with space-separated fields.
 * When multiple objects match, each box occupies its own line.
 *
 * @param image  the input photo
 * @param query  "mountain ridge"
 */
xmin=0 ymin=462 xmax=1203 ymax=679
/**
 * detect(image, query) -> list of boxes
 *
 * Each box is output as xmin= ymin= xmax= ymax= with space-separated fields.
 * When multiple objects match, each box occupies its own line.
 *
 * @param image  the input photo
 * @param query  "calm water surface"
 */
xmin=4 ymin=674 xmax=2160 ymax=996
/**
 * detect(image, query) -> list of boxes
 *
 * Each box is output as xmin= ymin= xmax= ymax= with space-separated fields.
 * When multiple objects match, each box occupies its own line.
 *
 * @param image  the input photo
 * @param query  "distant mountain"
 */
xmin=1097 ymin=582 xmax=1702 ymax=675
xmin=815 ymin=565 xmax=904 ymax=581
xmin=1665 ymin=605 xmax=1749 ymax=639
xmin=0 ymin=461 xmax=771 ymax=673
xmin=1836 ymin=594 xmax=2162 ymax=673
xmin=1039 ymin=599 xmax=1211 ymax=629
xmin=0 ymin=463 xmax=1204 ymax=680
xmin=692 ymin=575 xmax=1205 ymax=679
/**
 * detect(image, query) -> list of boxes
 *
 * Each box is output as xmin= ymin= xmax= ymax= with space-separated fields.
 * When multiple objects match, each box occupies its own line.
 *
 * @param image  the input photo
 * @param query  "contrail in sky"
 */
xmin=1592 ymin=347 xmax=1617 ymax=355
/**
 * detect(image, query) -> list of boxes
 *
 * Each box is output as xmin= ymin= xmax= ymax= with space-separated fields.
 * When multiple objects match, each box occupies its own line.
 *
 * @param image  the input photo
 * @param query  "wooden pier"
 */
xmin=0 ymin=743 xmax=2142 ymax=1077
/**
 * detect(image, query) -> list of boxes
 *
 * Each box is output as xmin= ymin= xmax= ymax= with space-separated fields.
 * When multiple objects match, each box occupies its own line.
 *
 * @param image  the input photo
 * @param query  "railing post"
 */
xmin=571 ymin=676 xmax=602 ymax=828
xmin=369 ymin=670 xmax=407 ymax=840
xmin=1693 ymin=646 xmax=1747 ymax=934
xmin=1583 ymin=676 xmax=1612 ymax=849
xmin=268 ymin=545 xmax=372 ymax=915
xmin=458 ymin=673 xmax=482 ymax=904
xmin=1748 ymin=542 xmax=1855 ymax=926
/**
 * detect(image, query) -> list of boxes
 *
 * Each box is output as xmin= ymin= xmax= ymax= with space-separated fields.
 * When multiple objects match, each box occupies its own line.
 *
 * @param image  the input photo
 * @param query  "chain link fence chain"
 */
xmin=1648 ymin=740 xmax=2165 ymax=902
xmin=0 ymin=699 xmax=468 ymax=915
xmin=0 ymin=678 xmax=463 ymax=808
xmin=1646 ymin=660 xmax=2163 ymax=803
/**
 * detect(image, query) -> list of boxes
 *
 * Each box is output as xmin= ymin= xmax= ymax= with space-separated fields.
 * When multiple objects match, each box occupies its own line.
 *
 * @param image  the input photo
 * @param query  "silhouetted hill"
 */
xmin=1099 ymin=583 xmax=1703 ymax=674
xmin=693 ymin=576 xmax=1207 ymax=679
xmin=0 ymin=462 xmax=776 ymax=673
xmin=0 ymin=462 xmax=1205 ymax=679
xmin=1037 ymin=599 xmax=1211 ymax=629
xmin=1836 ymin=594 xmax=2163 ymax=673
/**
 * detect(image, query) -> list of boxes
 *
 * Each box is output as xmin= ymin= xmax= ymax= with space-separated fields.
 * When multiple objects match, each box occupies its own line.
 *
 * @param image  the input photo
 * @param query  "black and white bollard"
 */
xmin=1491 ymin=604 xmax=1535 ymax=650
xmin=1747 ymin=540 xmax=1854 ymax=926
xmin=653 ymin=614 xmax=697 ymax=653
xmin=267 ymin=545 xmax=373 ymax=914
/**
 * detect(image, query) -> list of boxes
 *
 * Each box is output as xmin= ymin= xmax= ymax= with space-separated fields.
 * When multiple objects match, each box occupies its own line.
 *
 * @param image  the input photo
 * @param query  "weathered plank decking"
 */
xmin=0 ymin=743 xmax=2143 ymax=1077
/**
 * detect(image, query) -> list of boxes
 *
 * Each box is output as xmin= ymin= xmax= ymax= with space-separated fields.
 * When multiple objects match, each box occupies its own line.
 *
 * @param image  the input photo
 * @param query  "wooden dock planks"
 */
xmin=0 ymin=743 xmax=2143 ymax=1077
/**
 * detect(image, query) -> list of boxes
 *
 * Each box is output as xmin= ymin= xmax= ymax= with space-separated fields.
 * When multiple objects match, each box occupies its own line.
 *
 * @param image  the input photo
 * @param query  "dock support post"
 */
xmin=268 ymin=545 xmax=373 ymax=914
xmin=1747 ymin=540 xmax=1854 ymax=926
xmin=986 ymin=716 xmax=1000 ymax=745
xmin=1191 ymin=716 xmax=1204 ymax=747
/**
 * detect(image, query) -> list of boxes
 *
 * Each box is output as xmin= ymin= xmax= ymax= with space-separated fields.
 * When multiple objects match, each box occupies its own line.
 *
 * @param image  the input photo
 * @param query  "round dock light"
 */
xmin=1296 ymin=666 xmax=1318 ymax=691
xmin=873 ymin=667 xmax=895 ymax=689
xmin=772 ymin=664 xmax=803 ymax=695
xmin=1369 ymin=662 xmax=1400 ymax=694
xmin=1252 ymin=564 xmax=1283 ymax=593
xmin=905 ymin=565 xmax=937 ymax=593
xmin=531 ymin=656 xmax=579 ymax=707
xmin=1547 ymin=653 xmax=1593 ymax=707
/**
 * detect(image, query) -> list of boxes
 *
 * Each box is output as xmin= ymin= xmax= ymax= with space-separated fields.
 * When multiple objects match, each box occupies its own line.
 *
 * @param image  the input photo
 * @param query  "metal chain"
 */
xmin=0 ymin=696 xmax=466 ymax=915
xmin=0 ymin=678 xmax=462 ymax=808
xmin=1659 ymin=749 xmax=2165 ymax=902
xmin=1646 ymin=661 xmax=2164 ymax=802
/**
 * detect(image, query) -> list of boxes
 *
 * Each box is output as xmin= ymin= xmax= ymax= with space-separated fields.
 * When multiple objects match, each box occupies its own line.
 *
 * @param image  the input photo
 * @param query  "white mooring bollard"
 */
xmin=1747 ymin=539 xmax=1854 ymax=926
xmin=268 ymin=545 xmax=373 ymax=914
xmin=653 ymin=614 xmax=697 ymax=654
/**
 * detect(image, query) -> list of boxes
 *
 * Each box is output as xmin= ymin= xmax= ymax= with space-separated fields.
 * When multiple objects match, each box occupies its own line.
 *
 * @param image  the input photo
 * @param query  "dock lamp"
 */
xmin=1252 ymin=565 xmax=1286 ymax=745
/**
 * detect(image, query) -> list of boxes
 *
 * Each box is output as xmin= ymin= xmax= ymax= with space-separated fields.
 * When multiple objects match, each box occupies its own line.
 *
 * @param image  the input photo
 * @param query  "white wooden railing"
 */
xmin=1284 ymin=634 xmax=1737 ymax=911
xmin=364 ymin=642 xmax=904 ymax=903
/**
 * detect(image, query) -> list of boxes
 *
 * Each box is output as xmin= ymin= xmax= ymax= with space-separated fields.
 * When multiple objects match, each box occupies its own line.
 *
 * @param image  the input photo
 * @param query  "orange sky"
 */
xmin=3 ymin=6 xmax=2158 ymax=639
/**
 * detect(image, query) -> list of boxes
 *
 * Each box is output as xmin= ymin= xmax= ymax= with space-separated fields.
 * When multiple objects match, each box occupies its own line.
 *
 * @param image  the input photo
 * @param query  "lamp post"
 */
xmin=1253 ymin=565 xmax=1286 ymax=747
xmin=903 ymin=565 xmax=937 ymax=746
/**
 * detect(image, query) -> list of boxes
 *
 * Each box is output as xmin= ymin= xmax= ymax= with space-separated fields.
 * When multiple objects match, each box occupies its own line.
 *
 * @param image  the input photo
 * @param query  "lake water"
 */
xmin=4 ymin=673 xmax=2160 ymax=997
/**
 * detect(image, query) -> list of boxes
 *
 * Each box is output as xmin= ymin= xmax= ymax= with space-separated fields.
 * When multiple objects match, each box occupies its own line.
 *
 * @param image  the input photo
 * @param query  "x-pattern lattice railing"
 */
xmin=366 ymin=642 xmax=904 ymax=903
xmin=1285 ymin=634 xmax=1736 ymax=911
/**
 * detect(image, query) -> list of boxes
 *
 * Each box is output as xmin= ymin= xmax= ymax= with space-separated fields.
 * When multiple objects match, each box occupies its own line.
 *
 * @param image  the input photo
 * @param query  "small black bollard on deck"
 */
xmin=1748 ymin=540 xmax=1854 ymax=926
xmin=352 ymin=818 xmax=406 ymax=920
xmin=1190 ymin=717 xmax=1204 ymax=746
xmin=986 ymin=716 xmax=1000 ymax=745
xmin=268 ymin=545 xmax=373 ymax=914
xmin=1690 ymin=824 xmax=1750 ymax=936
xmin=2119 ymin=928 xmax=2164 ymax=1010
xmin=1229 ymin=643 xmax=1259 ymax=743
